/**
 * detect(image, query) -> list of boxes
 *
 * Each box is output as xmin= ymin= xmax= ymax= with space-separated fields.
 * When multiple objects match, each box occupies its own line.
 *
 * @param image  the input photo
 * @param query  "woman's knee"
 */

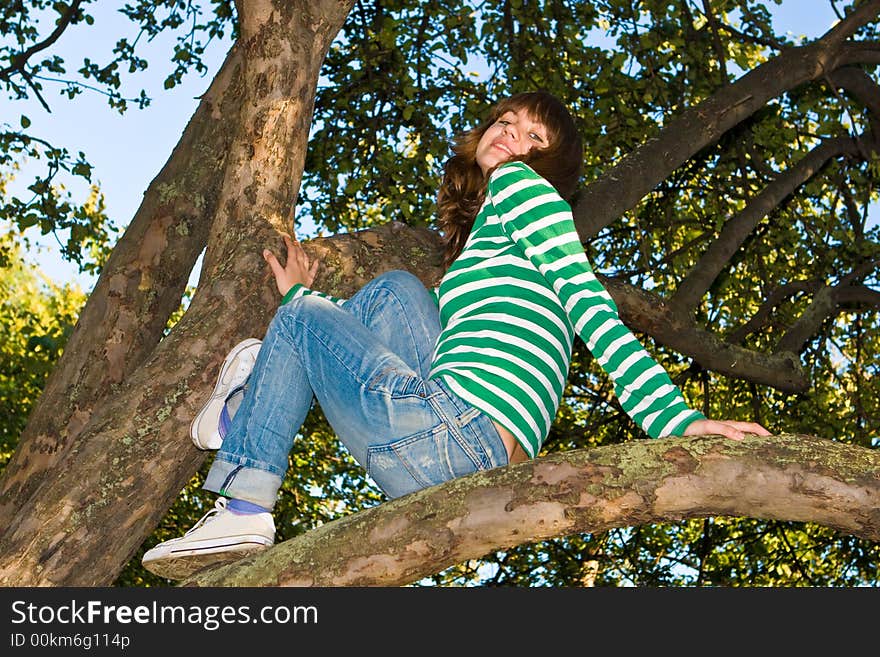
xmin=371 ymin=269 xmax=425 ymax=297
xmin=273 ymin=293 xmax=332 ymax=326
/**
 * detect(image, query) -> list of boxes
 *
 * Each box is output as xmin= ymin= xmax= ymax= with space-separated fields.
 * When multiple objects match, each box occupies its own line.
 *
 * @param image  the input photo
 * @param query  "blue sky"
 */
xmin=3 ymin=1 xmax=863 ymax=292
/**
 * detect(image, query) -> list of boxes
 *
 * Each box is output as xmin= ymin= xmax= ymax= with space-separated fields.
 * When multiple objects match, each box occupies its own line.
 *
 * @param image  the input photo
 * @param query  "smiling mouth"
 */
xmin=492 ymin=142 xmax=513 ymax=155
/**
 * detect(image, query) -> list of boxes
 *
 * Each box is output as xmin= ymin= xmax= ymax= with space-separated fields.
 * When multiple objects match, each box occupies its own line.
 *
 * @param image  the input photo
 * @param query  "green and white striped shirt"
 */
xmin=283 ymin=161 xmax=705 ymax=458
xmin=430 ymin=161 xmax=704 ymax=457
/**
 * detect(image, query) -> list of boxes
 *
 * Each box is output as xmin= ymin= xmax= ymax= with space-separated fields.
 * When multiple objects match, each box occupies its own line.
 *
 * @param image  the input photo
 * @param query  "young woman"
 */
xmin=142 ymin=91 xmax=770 ymax=579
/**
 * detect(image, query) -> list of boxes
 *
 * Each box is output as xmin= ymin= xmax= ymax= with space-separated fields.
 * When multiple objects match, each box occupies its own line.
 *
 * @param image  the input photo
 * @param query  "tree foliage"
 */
xmin=0 ymin=0 xmax=878 ymax=587
xmin=0 ymin=0 xmax=234 ymax=269
xmin=0 ymin=233 xmax=84 ymax=467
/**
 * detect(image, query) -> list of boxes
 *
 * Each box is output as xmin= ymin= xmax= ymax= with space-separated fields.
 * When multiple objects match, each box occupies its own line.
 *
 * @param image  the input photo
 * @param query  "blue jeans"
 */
xmin=203 ymin=270 xmax=509 ymax=509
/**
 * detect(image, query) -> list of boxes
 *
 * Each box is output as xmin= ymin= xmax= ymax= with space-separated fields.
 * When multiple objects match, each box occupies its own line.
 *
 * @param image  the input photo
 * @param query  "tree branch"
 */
xmin=836 ymin=284 xmax=880 ymax=309
xmin=570 ymin=2 xmax=880 ymax=240
xmin=727 ymin=279 xmax=822 ymax=344
xmin=670 ymin=136 xmax=860 ymax=313
xmin=0 ymin=44 xmax=248 ymax=525
xmin=700 ymin=0 xmax=730 ymax=83
xmin=0 ymin=0 xmax=358 ymax=526
xmin=178 ymin=434 xmax=880 ymax=587
xmin=837 ymin=42 xmax=880 ymax=68
xmin=828 ymin=67 xmax=880 ymax=118
xmin=601 ymin=277 xmax=808 ymax=392
xmin=776 ymin=261 xmax=880 ymax=353
xmin=0 ymin=0 xmax=84 ymax=82
xmin=824 ymin=0 xmax=880 ymax=45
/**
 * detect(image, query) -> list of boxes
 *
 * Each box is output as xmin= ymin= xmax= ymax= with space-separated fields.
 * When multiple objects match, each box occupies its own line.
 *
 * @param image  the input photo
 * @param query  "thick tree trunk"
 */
xmin=180 ymin=434 xmax=880 ymax=587
xmin=0 ymin=43 xmax=245 ymax=525
xmin=0 ymin=0 xmax=357 ymax=586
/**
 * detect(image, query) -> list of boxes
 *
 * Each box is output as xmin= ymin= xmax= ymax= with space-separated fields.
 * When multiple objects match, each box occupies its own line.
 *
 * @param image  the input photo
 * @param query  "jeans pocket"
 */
xmin=366 ymin=366 xmax=426 ymax=398
xmin=366 ymin=422 xmax=482 ymax=498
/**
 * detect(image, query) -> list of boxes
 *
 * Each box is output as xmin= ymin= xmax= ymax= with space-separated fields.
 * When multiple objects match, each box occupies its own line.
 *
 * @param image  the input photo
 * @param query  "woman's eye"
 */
xmin=529 ymin=133 xmax=544 ymax=142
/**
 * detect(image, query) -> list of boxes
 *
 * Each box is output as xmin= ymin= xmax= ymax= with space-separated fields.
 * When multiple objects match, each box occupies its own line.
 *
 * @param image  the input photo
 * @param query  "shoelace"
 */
xmin=183 ymin=497 xmax=228 ymax=536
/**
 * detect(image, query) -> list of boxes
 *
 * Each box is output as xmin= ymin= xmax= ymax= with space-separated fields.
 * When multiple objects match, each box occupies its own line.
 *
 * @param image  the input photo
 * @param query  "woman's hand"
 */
xmin=682 ymin=418 xmax=772 ymax=441
xmin=263 ymin=233 xmax=319 ymax=297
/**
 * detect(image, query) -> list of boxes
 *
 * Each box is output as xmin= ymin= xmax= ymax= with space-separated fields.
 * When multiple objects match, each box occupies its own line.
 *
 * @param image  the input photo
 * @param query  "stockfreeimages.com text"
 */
xmin=10 ymin=599 xmax=317 ymax=632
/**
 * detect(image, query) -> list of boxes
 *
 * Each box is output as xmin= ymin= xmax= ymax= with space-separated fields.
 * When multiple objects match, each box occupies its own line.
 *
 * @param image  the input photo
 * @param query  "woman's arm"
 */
xmin=489 ymin=162 xmax=769 ymax=440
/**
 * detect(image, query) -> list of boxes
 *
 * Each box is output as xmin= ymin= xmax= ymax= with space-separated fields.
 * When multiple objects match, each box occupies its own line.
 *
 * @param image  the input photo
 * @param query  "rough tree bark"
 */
xmin=180 ymin=434 xmax=880 ymax=587
xmin=0 ymin=1 xmax=878 ymax=587
xmin=0 ymin=0 xmax=358 ymax=586
xmin=0 ymin=39 xmax=245 ymax=523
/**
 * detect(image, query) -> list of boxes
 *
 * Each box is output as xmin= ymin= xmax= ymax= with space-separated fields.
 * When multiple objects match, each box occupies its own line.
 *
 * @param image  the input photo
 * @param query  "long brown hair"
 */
xmin=435 ymin=91 xmax=583 ymax=268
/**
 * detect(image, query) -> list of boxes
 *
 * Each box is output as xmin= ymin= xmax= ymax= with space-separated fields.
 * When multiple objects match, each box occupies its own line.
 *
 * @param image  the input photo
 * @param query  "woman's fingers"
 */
xmin=713 ymin=420 xmax=772 ymax=436
xmin=283 ymin=233 xmax=297 ymax=259
xmin=306 ymin=258 xmax=319 ymax=286
xmin=263 ymin=248 xmax=282 ymax=277
xmin=263 ymin=248 xmax=292 ymax=296
xmin=732 ymin=421 xmax=771 ymax=436
xmin=683 ymin=418 xmax=773 ymax=441
xmin=697 ymin=420 xmax=745 ymax=441
xmin=263 ymin=231 xmax=319 ymax=296
xmin=284 ymin=232 xmax=309 ymax=267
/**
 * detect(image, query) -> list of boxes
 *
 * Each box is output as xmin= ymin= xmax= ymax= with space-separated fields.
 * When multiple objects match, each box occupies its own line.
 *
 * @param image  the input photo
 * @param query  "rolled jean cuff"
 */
xmin=203 ymin=458 xmax=283 ymax=510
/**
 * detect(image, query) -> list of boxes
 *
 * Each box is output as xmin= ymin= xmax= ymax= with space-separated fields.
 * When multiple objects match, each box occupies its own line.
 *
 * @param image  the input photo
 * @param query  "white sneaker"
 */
xmin=141 ymin=498 xmax=275 ymax=580
xmin=190 ymin=338 xmax=262 ymax=450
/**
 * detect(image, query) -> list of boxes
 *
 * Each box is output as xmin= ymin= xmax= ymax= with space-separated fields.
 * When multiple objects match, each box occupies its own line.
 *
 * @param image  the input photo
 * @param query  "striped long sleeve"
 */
xmin=281 ymin=283 xmax=347 ymax=307
xmin=429 ymin=161 xmax=705 ymax=457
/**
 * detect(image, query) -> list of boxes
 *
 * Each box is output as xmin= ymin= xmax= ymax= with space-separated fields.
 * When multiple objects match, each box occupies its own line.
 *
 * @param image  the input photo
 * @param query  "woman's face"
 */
xmin=475 ymin=108 xmax=549 ymax=175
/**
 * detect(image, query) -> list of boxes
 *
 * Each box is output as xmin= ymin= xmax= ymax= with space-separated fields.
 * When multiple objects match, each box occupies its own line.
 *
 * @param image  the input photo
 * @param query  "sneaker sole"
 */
xmin=142 ymin=543 xmax=270 ymax=581
xmin=190 ymin=338 xmax=262 ymax=450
